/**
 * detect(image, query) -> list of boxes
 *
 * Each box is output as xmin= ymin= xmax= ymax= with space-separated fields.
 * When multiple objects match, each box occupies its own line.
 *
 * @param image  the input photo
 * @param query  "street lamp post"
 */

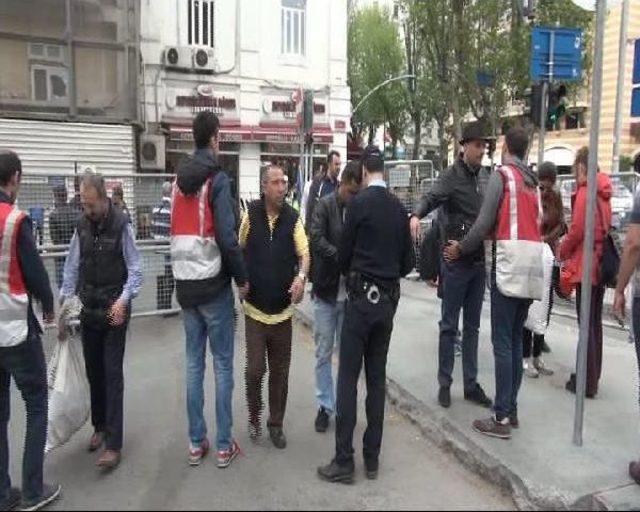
xmin=352 ymin=74 xmax=416 ymax=116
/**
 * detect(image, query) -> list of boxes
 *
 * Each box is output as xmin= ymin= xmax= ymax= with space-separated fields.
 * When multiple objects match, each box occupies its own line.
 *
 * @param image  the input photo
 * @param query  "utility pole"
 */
xmin=612 ymin=0 xmax=630 ymax=174
xmin=573 ymin=0 xmax=607 ymax=447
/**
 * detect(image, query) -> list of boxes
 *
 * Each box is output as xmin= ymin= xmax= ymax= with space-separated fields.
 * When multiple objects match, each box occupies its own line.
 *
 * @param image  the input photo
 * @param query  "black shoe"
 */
xmin=0 ymin=488 xmax=21 ymax=512
xmin=438 ymin=386 xmax=451 ymax=408
xmin=315 ymin=407 xmax=330 ymax=433
xmin=565 ymin=376 xmax=596 ymax=398
xmin=268 ymin=426 xmax=287 ymax=449
xmin=541 ymin=341 xmax=551 ymax=353
xmin=464 ymin=383 xmax=493 ymax=408
xmin=364 ymin=458 xmax=379 ymax=480
xmin=317 ymin=459 xmax=355 ymax=484
xmin=20 ymin=483 xmax=61 ymax=512
xmin=509 ymin=412 xmax=519 ymax=429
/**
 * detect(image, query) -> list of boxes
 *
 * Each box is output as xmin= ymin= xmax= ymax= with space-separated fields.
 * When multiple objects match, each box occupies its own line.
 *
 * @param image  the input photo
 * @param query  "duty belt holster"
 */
xmin=346 ymin=272 xmax=400 ymax=305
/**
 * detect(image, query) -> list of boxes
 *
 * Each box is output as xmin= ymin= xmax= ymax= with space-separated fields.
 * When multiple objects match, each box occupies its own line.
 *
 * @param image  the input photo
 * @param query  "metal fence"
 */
xmin=384 ymin=160 xmax=436 ymax=214
xmin=21 ymin=172 xmax=178 ymax=317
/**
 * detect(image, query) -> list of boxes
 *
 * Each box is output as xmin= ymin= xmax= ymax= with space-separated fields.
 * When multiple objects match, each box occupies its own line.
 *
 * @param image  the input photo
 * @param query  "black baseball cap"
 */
xmin=361 ymin=144 xmax=384 ymax=172
xmin=459 ymin=121 xmax=493 ymax=145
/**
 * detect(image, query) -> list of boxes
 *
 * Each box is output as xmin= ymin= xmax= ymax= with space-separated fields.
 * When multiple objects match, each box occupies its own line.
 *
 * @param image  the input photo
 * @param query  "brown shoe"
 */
xmin=472 ymin=416 xmax=511 ymax=440
xmin=88 ymin=432 xmax=105 ymax=452
xmin=96 ymin=450 xmax=121 ymax=469
xmin=629 ymin=460 xmax=640 ymax=485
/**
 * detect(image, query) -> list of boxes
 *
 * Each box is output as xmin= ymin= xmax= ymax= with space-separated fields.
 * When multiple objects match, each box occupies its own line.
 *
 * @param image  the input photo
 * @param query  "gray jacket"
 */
xmin=414 ymin=158 xmax=490 ymax=262
xmin=460 ymin=156 xmax=538 ymax=256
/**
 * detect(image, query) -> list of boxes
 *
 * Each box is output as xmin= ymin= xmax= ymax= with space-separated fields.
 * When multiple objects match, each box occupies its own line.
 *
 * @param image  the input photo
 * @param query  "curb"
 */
xmin=293 ymin=306 xmax=607 ymax=511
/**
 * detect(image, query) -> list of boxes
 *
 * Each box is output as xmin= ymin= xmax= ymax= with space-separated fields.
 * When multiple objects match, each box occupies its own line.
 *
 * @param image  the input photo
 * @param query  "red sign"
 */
xmin=334 ymin=119 xmax=347 ymax=132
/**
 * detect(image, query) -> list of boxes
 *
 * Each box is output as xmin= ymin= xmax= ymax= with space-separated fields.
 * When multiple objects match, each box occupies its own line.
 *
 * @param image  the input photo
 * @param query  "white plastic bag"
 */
xmin=45 ymin=335 xmax=90 ymax=454
xmin=525 ymin=244 xmax=556 ymax=335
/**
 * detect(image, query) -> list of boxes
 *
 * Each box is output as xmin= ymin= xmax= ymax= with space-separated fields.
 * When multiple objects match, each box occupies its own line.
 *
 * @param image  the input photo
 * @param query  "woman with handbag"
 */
xmin=558 ymin=147 xmax=612 ymax=398
xmin=523 ymin=162 xmax=566 ymax=378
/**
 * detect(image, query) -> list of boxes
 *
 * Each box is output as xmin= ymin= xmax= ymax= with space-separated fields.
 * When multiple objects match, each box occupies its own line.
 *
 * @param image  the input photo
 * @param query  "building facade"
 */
xmin=0 ymin=0 xmax=140 ymax=176
xmin=140 ymin=0 xmax=351 ymax=200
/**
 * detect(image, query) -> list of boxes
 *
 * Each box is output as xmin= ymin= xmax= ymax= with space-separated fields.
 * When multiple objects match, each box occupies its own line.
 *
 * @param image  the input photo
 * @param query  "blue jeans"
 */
xmin=438 ymin=258 xmax=485 ymax=391
xmin=491 ymin=285 xmax=532 ymax=420
xmin=313 ymin=297 xmax=345 ymax=414
xmin=0 ymin=333 xmax=48 ymax=502
xmin=182 ymin=285 xmax=235 ymax=451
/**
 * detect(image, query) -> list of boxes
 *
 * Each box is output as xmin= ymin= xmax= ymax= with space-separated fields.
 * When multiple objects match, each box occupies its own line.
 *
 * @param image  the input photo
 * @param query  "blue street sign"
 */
xmin=531 ymin=27 xmax=583 ymax=82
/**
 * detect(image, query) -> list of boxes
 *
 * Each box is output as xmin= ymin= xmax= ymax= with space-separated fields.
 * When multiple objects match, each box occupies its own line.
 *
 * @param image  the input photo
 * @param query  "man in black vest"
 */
xmin=318 ymin=145 xmax=414 ymax=484
xmin=240 ymin=164 xmax=310 ymax=449
xmin=60 ymin=173 xmax=143 ymax=470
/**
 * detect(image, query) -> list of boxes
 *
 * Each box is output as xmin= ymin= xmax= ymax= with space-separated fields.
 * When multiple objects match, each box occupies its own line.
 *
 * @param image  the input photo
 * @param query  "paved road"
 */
xmin=8 ymin=313 xmax=513 ymax=510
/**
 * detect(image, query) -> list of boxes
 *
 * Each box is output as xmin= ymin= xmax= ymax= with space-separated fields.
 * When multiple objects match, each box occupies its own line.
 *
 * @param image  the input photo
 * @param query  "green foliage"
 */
xmin=348 ymin=5 xmax=408 ymax=143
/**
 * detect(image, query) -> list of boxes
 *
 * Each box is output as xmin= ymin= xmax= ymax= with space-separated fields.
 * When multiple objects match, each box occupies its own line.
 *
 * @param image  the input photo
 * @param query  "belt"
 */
xmin=346 ymin=272 xmax=400 ymax=305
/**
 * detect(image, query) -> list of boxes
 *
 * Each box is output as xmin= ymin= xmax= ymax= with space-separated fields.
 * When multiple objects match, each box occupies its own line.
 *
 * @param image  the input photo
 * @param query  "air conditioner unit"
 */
xmin=192 ymin=47 xmax=217 ymax=72
xmin=164 ymin=46 xmax=192 ymax=70
xmin=139 ymin=134 xmax=166 ymax=171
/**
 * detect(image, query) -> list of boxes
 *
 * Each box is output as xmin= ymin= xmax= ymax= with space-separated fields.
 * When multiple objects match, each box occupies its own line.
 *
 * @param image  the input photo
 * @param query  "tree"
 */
xmin=348 ymin=5 xmax=408 ymax=152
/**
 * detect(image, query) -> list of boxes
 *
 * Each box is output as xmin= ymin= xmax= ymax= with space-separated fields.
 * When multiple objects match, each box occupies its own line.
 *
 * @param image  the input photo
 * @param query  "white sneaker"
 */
xmin=533 ymin=357 xmax=554 ymax=376
xmin=523 ymin=359 xmax=539 ymax=378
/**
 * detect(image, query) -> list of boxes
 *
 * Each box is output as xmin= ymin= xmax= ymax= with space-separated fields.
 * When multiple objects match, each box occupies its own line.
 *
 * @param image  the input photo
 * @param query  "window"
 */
xmin=31 ymin=65 xmax=68 ymax=102
xmin=281 ymin=0 xmax=306 ymax=57
xmin=188 ymin=0 xmax=215 ymax=47
xmin=632 ymin=39 xmax=640 ymax=117
xmin=28 ymin=43 xmax=65 ymax=63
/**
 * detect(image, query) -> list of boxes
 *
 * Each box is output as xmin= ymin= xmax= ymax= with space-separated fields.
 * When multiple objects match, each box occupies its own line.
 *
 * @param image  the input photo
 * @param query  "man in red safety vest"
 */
xmin=444 ymin=127 xmax=543 ymax=440
xmin=0 ymin=150 xmax=61 ymax=511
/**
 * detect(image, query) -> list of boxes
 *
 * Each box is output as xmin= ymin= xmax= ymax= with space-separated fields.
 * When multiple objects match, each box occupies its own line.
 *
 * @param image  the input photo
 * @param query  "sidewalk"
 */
xmin=296 ymin=280 xmax=640 ymax=510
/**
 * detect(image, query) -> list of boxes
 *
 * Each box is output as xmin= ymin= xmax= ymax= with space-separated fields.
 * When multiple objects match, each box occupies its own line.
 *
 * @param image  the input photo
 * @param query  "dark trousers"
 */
xmin=522 ymin=329 xmax=545 ymax=359
xmin=491 ymin=286 xmax=531 ymax=421
xmin=574 ymin=285 xmax=605 ymax=396
xmin=335 ymin=295 xmax=396 ymax=467
xmin=0 ymin=334 xmax=47 ymax=502
xmin=156 ymin=257 xmax=174 ymax=310
xmin=438 ymin=258 xmax=485 ymax=391
xmin=81 ymin=320 xmax=128 ymax=450
xmin=633 ymin=297 xmax=640 ymax=412
xmin=54 ymin=257 xmax=65 ymax=290
xmin=245 ymin=316 xmax=292 ymax=428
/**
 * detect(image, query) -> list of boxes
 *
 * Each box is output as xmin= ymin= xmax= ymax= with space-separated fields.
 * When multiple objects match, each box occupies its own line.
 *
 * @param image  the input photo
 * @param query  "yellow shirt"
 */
xmin=239 ymin=210 xmax=309 ymax=325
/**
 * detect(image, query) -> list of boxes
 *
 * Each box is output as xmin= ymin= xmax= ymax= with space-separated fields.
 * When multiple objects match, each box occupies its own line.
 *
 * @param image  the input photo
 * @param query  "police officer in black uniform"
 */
xmin=317 ymin=145 xmax=414 ymax=484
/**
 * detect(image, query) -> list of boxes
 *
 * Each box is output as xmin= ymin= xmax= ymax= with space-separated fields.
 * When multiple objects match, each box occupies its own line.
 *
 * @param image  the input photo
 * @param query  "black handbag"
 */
xmin=418 ymin=224 xmax=441 ymax=282
xmin=597 ymin=201 xmax=621 ymax=288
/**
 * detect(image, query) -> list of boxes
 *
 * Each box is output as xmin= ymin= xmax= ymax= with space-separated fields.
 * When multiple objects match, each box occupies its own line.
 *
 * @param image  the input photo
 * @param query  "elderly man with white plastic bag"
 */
xmin=47 ymin=297 xmax=90 ymax=454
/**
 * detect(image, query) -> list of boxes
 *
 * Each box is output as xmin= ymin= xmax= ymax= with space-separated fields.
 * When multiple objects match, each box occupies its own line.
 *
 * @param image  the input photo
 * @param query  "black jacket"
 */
xmin=413 ymin=158 xmax=489 ymax=262
xmin=340 ymin=185 xmax=414 ymax=282
xmin=310 ymin=192 xmax=345 ymax=303
xmin=305 ymin=175 xmax=337 ymax=228
xmin=174 ymin=149 xmax=247 ymax=308
xmin=0 ymin=191 xmax=53 ymax=336
xmin=50 ymin=202 xmax=80 ymax=245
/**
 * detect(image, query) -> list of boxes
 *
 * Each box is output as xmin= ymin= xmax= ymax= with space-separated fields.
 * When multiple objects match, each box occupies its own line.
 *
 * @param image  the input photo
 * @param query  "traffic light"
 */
xmin=547 ymin=84 xmax=568 ymax=125
xmin=524 ymin=83 xmax=544 ymax=128
xmin=303 ymin=89 xmax=314 ymax=133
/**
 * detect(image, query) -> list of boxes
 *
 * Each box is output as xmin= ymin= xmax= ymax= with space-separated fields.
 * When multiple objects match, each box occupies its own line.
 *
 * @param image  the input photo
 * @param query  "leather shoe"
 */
xmin=317 ymin=459 xmax=354 ymax=484
xmin=438 ymin=386 xmax=451 ymax=408
xmin=96 ymin=450 xmax=121 ymax=469
xmin=629 ymin=460 xmax=640 ymax=485
xmin=268 ymin=426 xmax=287 ymax=449
xmin=88 ymin=432 xmax=105 ymax=452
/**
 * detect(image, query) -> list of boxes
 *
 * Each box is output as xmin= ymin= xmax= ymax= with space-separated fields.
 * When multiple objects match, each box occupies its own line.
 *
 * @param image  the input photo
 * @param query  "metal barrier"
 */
xmin=40 ymin=242 xmax=179 ymax=318
xmin=384 ymin=160 xmax=436 ymax=214
xmin=19 ymin=172 xmax=174 ymax=248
